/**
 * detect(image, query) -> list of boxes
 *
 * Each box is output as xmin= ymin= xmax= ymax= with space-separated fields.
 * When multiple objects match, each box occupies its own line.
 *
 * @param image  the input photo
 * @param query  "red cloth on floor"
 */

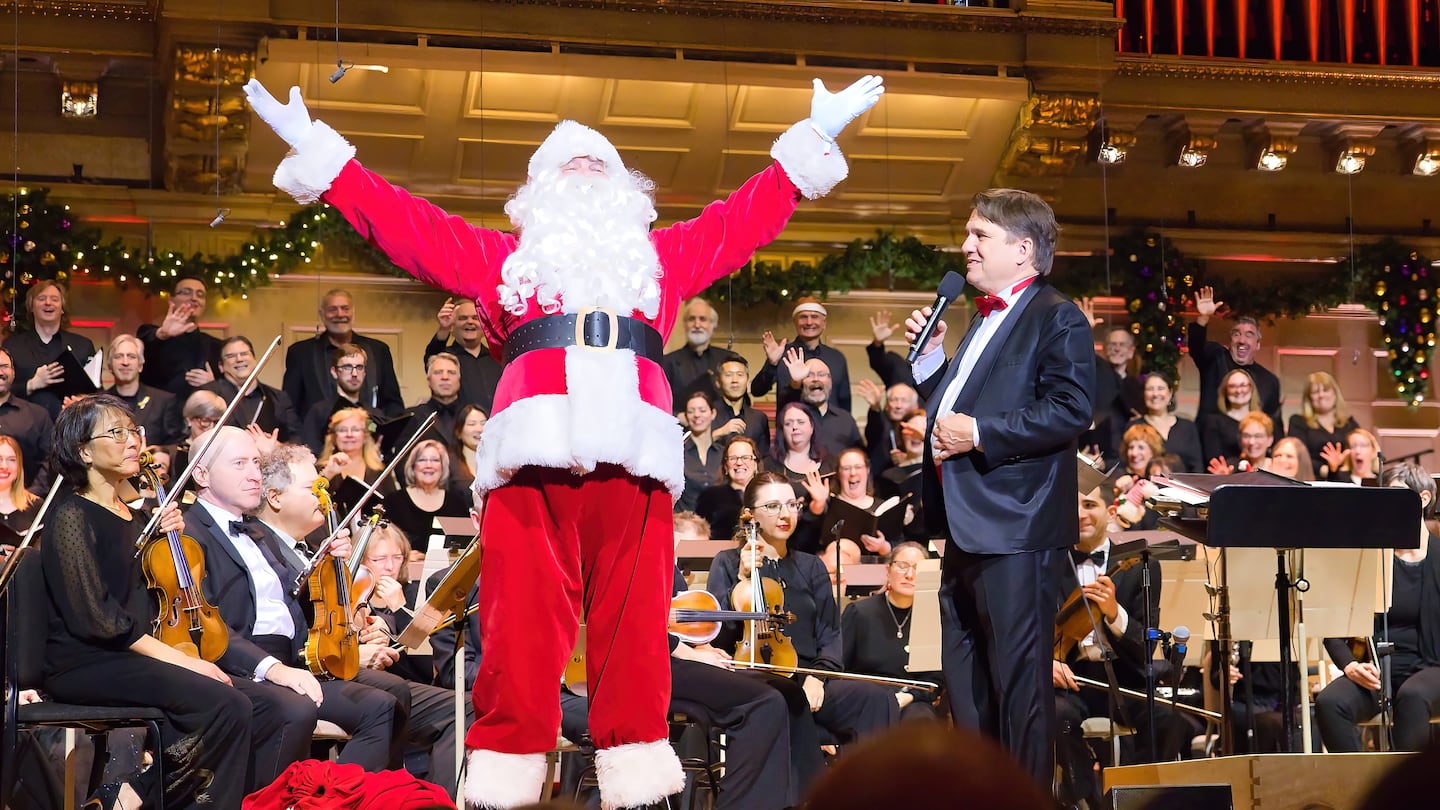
xmin=243 ymin=760 xmax=456 ymax=810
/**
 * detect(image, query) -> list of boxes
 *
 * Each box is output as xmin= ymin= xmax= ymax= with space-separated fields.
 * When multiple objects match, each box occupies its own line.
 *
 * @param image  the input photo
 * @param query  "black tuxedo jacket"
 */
xmin=187 ymin=504 xmax=308 ymax=677
xmin=1056 ymin=550 xmax=1159 ymax=687
xmin=283 ymin=333 xmax=404 ymax=421
xmin=918 ymin=281 xmax=1095 ymax=554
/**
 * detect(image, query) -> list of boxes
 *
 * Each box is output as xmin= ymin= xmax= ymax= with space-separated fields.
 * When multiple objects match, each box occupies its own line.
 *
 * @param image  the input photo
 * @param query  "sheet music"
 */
xmin=84 ymin=350 xmax=102 ymax=388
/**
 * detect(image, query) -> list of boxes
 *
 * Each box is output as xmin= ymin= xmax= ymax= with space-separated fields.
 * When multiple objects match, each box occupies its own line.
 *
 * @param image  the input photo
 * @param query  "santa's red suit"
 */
xmin=269 ymin=115 xmax=848 ymax=808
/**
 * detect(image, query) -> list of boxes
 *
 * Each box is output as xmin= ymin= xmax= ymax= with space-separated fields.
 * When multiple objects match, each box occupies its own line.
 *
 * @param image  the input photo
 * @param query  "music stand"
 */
xmin=1163 ymin=477 xmax=1419 ymax=755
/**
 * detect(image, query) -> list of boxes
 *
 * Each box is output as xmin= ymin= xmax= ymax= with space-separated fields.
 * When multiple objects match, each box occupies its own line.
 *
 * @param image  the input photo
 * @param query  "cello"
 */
xmin=138 ymin=450 xmax=229 ymax=662
xmin=302 ymin=477 xmax=360 ymax=680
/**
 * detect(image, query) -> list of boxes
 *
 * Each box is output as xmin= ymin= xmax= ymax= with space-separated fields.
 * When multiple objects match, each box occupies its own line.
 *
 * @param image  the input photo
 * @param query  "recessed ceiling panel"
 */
xmin=602 ymin=80 xmax=698 ymax=128
xmin=860 ymin=95 xmax=980 ymax=139
xmin=841 ymin=156 xmax=959 ymax=200
xmin=465 ymin=72 xmax=566 ymax=122
xmin=732 ymin=85 xmax=811 ymax=132
xmin=457 ymin=140 xmax=541 ymax=185
xmin=304 ymin=67 xmax=428 ymax=113
xmin=340 ymin=133 xmax=422 ymax=178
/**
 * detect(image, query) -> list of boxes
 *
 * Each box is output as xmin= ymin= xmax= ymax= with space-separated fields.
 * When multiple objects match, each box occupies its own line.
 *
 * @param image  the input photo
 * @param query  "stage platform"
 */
xmin=1104 ymin=753 xmax=1407 ymax=810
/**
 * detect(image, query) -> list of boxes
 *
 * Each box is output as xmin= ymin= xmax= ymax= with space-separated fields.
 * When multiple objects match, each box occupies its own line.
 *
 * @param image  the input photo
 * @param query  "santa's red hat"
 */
xmin=527 ymin=120 xmax=627 ymax=180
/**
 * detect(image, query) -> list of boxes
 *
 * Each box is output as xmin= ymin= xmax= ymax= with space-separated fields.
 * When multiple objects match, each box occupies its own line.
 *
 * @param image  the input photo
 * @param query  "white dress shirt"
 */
xmin=197 ymin=498 xmax=296 ymax=679
xmin=1072 ymin=538 xmax=1131 ymax=660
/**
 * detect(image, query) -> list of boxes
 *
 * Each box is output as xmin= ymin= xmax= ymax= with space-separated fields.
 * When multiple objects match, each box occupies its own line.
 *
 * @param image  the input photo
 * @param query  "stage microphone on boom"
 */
xmin=1166 ymin=625 xmax=1190 ymax=686
xmin=907 ymin=271 xmax=967 ymax=363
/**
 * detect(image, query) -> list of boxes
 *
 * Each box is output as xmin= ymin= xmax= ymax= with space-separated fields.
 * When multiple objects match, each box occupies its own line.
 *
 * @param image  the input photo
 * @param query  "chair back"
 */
xmin=1 ymin=548 xmax=48 ymax=806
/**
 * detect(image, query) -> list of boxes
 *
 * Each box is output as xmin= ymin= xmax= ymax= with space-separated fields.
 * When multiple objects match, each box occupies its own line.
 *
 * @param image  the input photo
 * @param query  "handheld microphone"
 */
xmin=907 ymin=270 xmax=967 ymax=363
xmin=1166 ymin=625 xmax=1190 ymax=686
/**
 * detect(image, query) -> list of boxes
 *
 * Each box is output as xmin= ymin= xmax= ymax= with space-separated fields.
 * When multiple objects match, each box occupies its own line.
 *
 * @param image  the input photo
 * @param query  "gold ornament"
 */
xmin=55 ymin=270 xmax=68 ymax=281
xmin=19 ymin=272 xmax=33 ymax=284
xmin=39 ymin=252 xmax=55 ymax=265
xmin=17 ymin=205 xmax=29 ymax=215
xmin=1376 ymin=281 xmax=1388 ymax=296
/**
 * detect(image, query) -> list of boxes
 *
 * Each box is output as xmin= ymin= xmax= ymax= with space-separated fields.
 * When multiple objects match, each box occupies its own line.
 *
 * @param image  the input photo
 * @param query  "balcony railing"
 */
xmin=1117 ymin=0 xmax=1440 ymax=65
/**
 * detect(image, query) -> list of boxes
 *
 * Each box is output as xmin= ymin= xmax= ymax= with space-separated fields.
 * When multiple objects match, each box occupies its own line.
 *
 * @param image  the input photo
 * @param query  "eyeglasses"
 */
xmin=336 ymin=364 xmax=366 ymax=374
xmin=367 ymin=553 xmax=405 ymax=565
xmin=753 ymin=499 xmax=804 ymax=515
xmin=890 ymin=561 xmax=919 ymax=575
xmin=727 ymin=455 xmax=757 ymax=464
xmin=88 ymin=426 xmax=144 ymax=444
xmin=188 ymin=416 xmax=218 ymax=429
xmin=838 ymin=465 xmax=868 ymax=474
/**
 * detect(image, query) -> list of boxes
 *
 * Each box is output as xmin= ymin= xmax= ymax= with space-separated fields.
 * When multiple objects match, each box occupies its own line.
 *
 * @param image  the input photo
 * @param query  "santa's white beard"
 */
xmin=497 ymin=169 xmax=663 ymax=318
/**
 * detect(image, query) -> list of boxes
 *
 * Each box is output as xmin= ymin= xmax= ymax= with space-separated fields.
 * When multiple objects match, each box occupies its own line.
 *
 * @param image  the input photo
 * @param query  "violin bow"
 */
xmin=136 ymin=334 xmax=284 ymax=549
xmin=0 ymin=474 xmax=65 ymax=596
xmin=291 ymin=411 xmax=438 ymax=596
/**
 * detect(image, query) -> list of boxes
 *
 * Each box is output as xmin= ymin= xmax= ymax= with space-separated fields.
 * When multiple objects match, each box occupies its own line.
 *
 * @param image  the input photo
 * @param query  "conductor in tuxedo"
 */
xmin=905 ymin=188 xmax=1095 ymax=786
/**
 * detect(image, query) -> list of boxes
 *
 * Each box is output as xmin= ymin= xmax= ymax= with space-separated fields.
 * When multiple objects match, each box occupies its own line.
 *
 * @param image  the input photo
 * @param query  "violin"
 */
xmin=1054 ymin=555 xmax=1142 ymax=661
xmin=138 ymin=450 xmax=229 ymax=662
xmin=731 ymin=520 xmax=798 ymax=670
xmin=302 ymin=477 xmax=360 ymax=680
xmin=346 ymin=505 xmax=387 ymax=625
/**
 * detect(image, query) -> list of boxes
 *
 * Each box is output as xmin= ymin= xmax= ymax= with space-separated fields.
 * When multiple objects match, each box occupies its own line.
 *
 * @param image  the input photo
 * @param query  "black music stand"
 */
xmin=1159 ymin=476 xmax=1419 ymax=755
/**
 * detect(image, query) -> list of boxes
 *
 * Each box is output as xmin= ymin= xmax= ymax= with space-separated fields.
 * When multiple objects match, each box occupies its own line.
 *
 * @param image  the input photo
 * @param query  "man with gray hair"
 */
xmin=660 ymin=297 xmax=739 ymax=414
xmin=283 ymin=288 xmax=404 ymax=420
xmin=104 ymin=333 xmax=177 ymax=445
xmin=801 ymin=357 xmax=862 ymax=457
xmin=752 ymin=296 xmax=852 ymax=412
xmin=1189 ymin=286 xmax=1282 ymax=426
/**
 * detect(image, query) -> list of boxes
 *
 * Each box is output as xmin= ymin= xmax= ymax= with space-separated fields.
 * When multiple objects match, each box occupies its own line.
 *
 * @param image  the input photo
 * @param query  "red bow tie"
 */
xmin=975 ymin=295 xmax=1008 ymax=317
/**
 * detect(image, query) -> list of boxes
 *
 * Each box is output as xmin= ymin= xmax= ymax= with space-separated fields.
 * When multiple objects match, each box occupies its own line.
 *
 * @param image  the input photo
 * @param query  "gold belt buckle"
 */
xmin=575 ymin=307 xmax=619 ymax=352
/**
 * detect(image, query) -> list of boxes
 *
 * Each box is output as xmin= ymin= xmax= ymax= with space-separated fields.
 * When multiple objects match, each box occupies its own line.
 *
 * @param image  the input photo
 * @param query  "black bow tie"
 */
xmin=229 ymin=519 xmax=265 ymax=541
xmin=1071 ymin=548 xmax=1105 ymax=567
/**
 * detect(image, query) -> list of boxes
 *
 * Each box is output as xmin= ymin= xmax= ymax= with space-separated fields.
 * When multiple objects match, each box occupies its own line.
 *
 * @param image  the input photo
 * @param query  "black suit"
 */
xmin=917 ymin=280 xmax=1095 ymax=786
xmin=186 ymin=501 xmax=407 ymax=774
xmin=424 ymin=336 xmax=503 ymax=415
xmin=283 ymin=332 xmax=404 ymax=422
xmin=202 ymin=379 xmax=304 ymax=443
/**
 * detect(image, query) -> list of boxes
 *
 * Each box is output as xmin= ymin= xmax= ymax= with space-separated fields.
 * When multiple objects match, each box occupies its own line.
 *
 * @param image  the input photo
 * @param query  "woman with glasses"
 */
xmin=1201 ymin=368 xmax=1263 ymax=469
xmin=39 ymin=394 xmax=250 ymax=809
xmin=357 ymin=523 xmax=434 ymax=685
xmin=1207 ymin=413 xmax=1274 ymax=474
xmin=825 ymin=447 xmax=895 ymax=557
xmin=707 ymin=472 xmax=899 ymax=794
xmin=382 ymin=439 xmax=471 ymax=549
xmin=318 ymin=407 xmax=393 ymax=517
xmin=696 ymin=436 xmax=762 ymax=541
xmin=842 ymin=542 xmax=943 ymax=722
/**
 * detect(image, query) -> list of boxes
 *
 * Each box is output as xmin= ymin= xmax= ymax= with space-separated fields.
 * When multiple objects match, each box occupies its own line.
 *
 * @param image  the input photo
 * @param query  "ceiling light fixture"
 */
xmin=1178 ymin=147 xmax=1207 ymax=168
xmin=1335 ymin=151 xmax=1366 ymax=175
xmin=1257 ymin=149 xmax=1288 ymax=171
xmin=1097 ymin=143 xmax=1126 ymax=165
xmin=1415 ymin=153 xmax=1440 ymax=177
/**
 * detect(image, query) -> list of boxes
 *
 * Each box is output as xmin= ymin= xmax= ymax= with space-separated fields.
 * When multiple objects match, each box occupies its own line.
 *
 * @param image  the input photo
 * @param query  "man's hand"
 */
xmin=761 ymin=331 xmax=785 ymax=365
xmin=246 ymin=424 xmax=279 ymax=456
xmin=183 ymin=365 xmax=215 ymax=387
xmin=1053 ymin=660 xmax=1079 ymax=691
xmin=157 ymin=300 xmax=199 ymax=340
xmin=1194 ymin=286 xmax=1224 ymax=327
xmin=435 ymin=297 xmax=456 ymax=338
xmin=857 ymin=379 xmax=884 ymax=412
xmin=870 ymin=311 xmax=898 ymax=345
xmin=1078 ymin=297 xmax=1103 ymax=329
xmin=1344 ymin=661 xmax=1383 ymax=691
xmin=18 ymin=689 xmax=41 ymax=705
xmin=360 ymin=644 xmax=400 ymax=671
xmin=712 ymin=417 xmax=746 ymax=439
xmin=243 ymin=80 xmax=315 ymax=148
xmin=27 ymin=361 xmax=64 ymax=394
xmin=1228 ymin=664 xmax=1243 ymax=686
xmin=266 ymin=663 xmax=324 ymax=706
xmin=802 ymin=675 xmax=827 ymax=712
xmin=931 ymin=412 xmax=976 ymax=460
xmin=904 ymin=307 xmax=947 ymax=358
xmin=327 ymin=527 xmax=353 ymax=561
xmin=781 ymin=347 xmax=808 ymax=388
xmin=1082 ymin=574 xmax=1121 ymax=623
xmin=810 ymin=75 xmax=885 ymax=142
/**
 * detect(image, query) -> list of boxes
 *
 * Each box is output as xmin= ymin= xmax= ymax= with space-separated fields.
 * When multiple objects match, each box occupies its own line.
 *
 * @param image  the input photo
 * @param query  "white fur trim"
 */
xmin=595 ymin=739 xmax=685 ymax=809
xmin=463 ymin=749 xmax=548 ymax=809
xmin=471 ymin=349 xmax=685 ymax=500
xmin=528 ymin=120 xmax=627 ymax=180
xmin=272 ymin=120 xmax=357 ymax=204
xmin=771 ymin=119 xmax=848 ymax=200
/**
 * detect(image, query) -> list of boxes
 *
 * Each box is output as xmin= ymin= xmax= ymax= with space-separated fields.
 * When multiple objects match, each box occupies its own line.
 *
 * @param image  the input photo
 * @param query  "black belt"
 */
xmin=504 ymin=310 xmax=664 ymax=365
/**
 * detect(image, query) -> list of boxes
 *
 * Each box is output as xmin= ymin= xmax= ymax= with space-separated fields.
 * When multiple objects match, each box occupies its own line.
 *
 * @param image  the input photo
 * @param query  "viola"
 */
xmin=1054 ymin=555 xmax=1142 ymax=661
xmin=346 ymin=505 xmax=387 ymax=626
xmin=731 ymin=521 xmax=798 ymax=670
xmin=302 ymin=477 xmax=360 ymax=680
xmin=138 ymin=450 xmax=229 ymax=662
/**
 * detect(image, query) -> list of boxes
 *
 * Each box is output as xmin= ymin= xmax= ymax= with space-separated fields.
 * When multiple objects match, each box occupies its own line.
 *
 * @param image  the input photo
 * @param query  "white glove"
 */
xmin=244 ymin=79 xmax=314 ymax=148
xmin=809 ymin=74 xmax=885 ymax=142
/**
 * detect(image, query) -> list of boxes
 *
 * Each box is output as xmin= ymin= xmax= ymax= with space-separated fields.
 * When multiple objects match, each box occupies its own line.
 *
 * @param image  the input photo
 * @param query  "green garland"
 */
xmin=4 ymin=189 xmax=1434 ymax=404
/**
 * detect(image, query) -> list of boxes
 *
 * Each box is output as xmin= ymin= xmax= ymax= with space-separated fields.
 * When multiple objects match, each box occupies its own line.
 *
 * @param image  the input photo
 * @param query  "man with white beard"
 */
xmin=660 ymin=297 xmax=738 ymax=414
xmin=246 ymin=73 xmax=883 ymax=809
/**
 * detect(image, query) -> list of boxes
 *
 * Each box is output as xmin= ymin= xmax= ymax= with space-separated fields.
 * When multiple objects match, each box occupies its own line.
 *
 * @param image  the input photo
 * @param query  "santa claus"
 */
xmin=246 ymin=73 xmax=883 ymax=808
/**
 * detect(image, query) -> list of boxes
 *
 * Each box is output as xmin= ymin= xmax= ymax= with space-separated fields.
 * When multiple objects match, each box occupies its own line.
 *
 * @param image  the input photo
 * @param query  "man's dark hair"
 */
xmin=220 ymin=335 xmax=255 ymax=355
xmin=53 ymin=394 xmax=135 ymax=491
xmin=971 ymin=188 xmax=1059 ymax=275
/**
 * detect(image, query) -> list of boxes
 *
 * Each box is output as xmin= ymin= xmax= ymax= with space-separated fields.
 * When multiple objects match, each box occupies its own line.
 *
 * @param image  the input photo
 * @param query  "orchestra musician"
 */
xmin=183 ymin=425 xmax=406 ymax=781
xmin=39 ymin=394 xmax=250 ymax=809
xmin=841 ymin=541 xmax=943 ymax=722
xmin=1316 ymin=462 xmax=1440 ymax=752
xmin=707 ymin=471 xmax=899 ymax=794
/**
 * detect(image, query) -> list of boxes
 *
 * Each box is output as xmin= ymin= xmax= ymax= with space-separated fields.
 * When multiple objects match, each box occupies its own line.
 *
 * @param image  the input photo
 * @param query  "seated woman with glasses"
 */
xmin=842 ymin=542 xmax=943 ymax=723
xmin=1206 ymin=412 xmax=1274 ymax=474
xmin=356 ymin=523 xmax=434 ymax=686
xmin=707 ymin=472 xmax=900 ymax=795
xmin=318 ymin=407 xmax=395 ymax=517
xmin=39 ymin=394 xmax=250 ymax=810
xmin=696 ymin=436 xmax=763 ymax=541
xmin=381 ymin=439 xmax=471 ymax=550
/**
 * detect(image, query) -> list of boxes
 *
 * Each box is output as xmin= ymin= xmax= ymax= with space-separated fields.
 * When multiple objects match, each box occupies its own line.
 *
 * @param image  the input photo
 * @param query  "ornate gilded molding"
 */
xmin=999 ymin=91 xmax=1100 ymax=178
xmin=1116 ymin=56 xmax=1440 ymax=91
xmin=165 ymin=45 xmax=254 ymax=194
xmin=1 ymin=0 xmax=155 ymax=20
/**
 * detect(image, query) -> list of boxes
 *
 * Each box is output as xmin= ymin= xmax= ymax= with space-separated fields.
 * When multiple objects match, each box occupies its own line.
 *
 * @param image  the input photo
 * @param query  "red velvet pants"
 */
xmin=466 ymin=464 xmax=674 ymax=754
